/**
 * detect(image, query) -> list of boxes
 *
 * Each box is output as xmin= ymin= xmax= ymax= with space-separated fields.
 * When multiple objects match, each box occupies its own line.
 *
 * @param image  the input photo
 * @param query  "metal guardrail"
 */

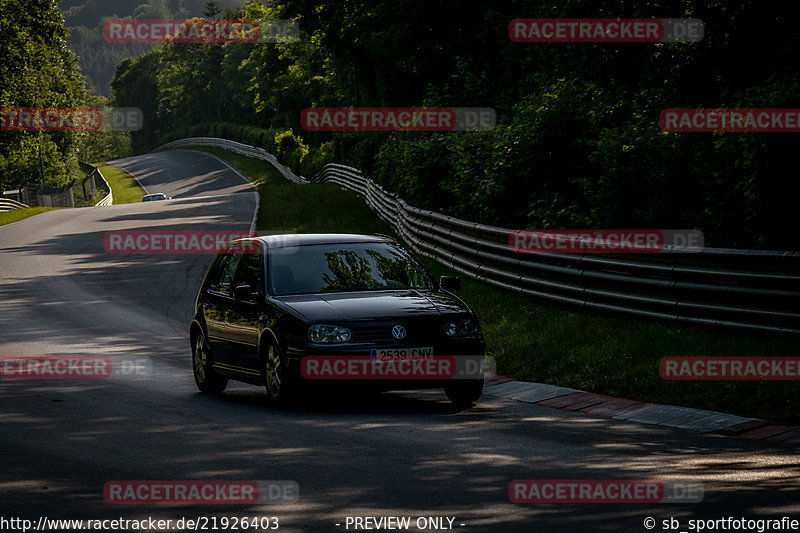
xmin=0 ymin=198 xmax=29 ymax=212
xmin=154 ymin=137 xmax=308 ymax=184
xmin=90 ymin=166 xmax=113 ymax=206
xmin=153 ymin=137 xmax=800 ymax=335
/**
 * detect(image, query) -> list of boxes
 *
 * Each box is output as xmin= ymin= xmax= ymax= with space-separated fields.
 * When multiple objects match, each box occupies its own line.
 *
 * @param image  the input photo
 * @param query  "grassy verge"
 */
xmin=174 ymin=147 xmax=395 ymax=234
xmin=0 ymin=207 xmax=59 ymax=227
xmin=173 ymin=146 xmax=800 ymax=423
xmin=96 ymin=163 xmax=146 ymax=204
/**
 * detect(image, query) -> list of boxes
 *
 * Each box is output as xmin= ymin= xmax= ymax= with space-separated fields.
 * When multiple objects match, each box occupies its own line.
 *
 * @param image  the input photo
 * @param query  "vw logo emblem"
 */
xmin=391 ymin=324 xmax=407 ymax=340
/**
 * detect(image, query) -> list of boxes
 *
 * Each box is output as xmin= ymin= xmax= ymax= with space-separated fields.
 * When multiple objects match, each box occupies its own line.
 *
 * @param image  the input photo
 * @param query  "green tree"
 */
xmin=1 ymin=0 xmax=88 ymax=191
xmin=203 ymin=0 xmax=222 ymax=19
xmin=111 ymin=51 xmax=162 ymax=152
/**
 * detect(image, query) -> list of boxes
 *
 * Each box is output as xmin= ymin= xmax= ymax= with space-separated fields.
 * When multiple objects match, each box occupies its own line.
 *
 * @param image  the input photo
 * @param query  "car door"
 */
xmin=203 ymin=247 xmax=242 ymax=368
xmin=225 ymin=245 xmax=265 ymax=376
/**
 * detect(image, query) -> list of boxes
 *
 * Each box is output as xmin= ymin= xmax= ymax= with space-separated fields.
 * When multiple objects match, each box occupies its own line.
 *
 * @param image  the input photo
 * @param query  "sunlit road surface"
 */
xmin=1 ymin=151 xmax=798 ymax=533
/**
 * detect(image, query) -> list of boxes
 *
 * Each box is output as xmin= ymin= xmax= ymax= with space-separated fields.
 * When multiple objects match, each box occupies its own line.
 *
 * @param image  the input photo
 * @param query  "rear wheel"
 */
xmin=444 ymin=377 xmax=484 ymax=409
xmin=192 ymin=331 xmax=227 ymax=394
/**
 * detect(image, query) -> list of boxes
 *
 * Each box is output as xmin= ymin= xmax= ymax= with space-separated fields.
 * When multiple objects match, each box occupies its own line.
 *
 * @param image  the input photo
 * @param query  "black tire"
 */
xmin=192 ymin=330 xmax=228 ymax=394
xmin=263 ymin=342 xmax=295 ymax=403
xmin=444 ymin=377 xmax=484 ymax=409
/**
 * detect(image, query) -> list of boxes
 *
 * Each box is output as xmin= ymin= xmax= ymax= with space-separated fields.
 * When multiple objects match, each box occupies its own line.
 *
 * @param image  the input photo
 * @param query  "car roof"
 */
xmin=243 ymin=233 xmax=395 ymax=249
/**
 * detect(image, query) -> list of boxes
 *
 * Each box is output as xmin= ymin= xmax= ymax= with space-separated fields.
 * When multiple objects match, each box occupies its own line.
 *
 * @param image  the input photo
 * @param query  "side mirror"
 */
xmin=233 ymin=284 xmax=253 ymax=301
xmin=440 ymin=276 xmax=461 ymax=291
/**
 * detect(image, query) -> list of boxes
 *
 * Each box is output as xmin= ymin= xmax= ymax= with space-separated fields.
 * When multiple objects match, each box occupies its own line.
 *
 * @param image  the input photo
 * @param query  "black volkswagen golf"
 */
xmin=190 ymin=233 xmax=485 ymax=407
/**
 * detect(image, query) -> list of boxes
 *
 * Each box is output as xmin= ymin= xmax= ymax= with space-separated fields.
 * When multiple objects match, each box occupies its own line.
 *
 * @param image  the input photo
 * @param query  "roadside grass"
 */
xmin=96 ymin=163 xmax=146 ymax=204
xmin=172 ymin=147 xmax=396 ymax=234
xmin=0 ymin=207 xmax=59 ymax=227
xmin=176 ymin=146 xmax=800 ymax=423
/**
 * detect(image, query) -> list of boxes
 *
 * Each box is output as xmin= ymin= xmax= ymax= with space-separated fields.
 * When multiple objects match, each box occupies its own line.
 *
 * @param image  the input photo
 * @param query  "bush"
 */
xmin=369 ymin=78 xmax=610 ymax=225
xmin=301 ymin=140 xmax=335 ymax=178
xmin=273 ymin=129 xmax=309 ymax=171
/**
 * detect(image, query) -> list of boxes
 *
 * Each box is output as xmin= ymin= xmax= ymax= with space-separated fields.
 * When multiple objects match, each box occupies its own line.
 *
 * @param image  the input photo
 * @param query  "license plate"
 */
xmin=370 ymin=347 xmax=434 ymax=361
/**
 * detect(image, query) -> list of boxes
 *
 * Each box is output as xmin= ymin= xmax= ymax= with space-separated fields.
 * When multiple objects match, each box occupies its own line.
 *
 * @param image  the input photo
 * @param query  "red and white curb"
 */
xmin=483 ymin=375 xmax=800 ymax=444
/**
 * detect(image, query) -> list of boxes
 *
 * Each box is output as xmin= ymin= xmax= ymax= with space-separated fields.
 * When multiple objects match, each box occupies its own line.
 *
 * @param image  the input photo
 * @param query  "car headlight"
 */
xmin=308 ymin=324 xmax=352 ymax=344
xmin=442 ymin=318 xmax=480 ymax=338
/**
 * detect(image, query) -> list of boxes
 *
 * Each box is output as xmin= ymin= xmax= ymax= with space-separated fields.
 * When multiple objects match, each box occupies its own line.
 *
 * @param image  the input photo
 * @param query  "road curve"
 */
xmin=1 ymin=150 xmax=798 ymax=533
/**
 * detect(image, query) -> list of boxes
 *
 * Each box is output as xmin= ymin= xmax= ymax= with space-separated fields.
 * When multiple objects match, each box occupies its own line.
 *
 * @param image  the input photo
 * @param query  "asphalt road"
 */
xmin=1 ymin=150 xmax=798 ymax=533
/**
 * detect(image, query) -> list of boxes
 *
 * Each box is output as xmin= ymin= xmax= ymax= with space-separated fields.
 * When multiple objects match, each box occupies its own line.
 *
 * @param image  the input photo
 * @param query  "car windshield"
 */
xmin=268 ymin=242 xmax=434 ymax=295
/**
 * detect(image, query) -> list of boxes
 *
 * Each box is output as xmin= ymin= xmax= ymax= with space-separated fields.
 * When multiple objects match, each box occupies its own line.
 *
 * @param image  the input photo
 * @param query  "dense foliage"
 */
xmin=62 ymin=0 xmax=246 ymax=96
xmin=0 ymin=0 xmax=131 ymax=191
xmin=109 ymin=0 xmax=800 ymax=248
xmin=5 ymin=0 xmax=798 ymax=249
xmin=0 ymin=0 xmax=88 ymax=188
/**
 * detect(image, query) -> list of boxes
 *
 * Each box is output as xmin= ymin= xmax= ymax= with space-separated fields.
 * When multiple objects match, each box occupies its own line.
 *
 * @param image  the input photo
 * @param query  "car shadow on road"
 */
xmin=211 ymin=386 xmax=475 ymax=416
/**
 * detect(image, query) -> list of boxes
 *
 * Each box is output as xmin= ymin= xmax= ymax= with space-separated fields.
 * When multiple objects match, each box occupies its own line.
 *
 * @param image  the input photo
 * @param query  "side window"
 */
xmin=233 ymin=249 xmax=265 ymax=295
xmin=207 ymin=250 xmax=242 ymax=295
xmin=205 ymin=254 xmax=230 ymax=293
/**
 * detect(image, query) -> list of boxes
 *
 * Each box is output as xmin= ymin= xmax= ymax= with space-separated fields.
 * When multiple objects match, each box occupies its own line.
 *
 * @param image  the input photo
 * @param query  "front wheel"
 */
xmin=192 ymin=331 xmax=228 ymax=394
xmin=263 ymin=343 xmax=295 ymax=403
xmin=444 ymin=377 xmax=484 ymax=409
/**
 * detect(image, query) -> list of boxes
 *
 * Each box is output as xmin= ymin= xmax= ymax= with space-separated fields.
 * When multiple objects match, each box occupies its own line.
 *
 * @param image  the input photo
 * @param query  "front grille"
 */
xmin=349 ymin=320 xmax=439 ymax=344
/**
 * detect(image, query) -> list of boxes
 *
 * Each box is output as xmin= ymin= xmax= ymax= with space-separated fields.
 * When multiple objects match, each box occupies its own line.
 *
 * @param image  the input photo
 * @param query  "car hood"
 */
xmin=275 ymin=290 xmax=470 ymax=322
